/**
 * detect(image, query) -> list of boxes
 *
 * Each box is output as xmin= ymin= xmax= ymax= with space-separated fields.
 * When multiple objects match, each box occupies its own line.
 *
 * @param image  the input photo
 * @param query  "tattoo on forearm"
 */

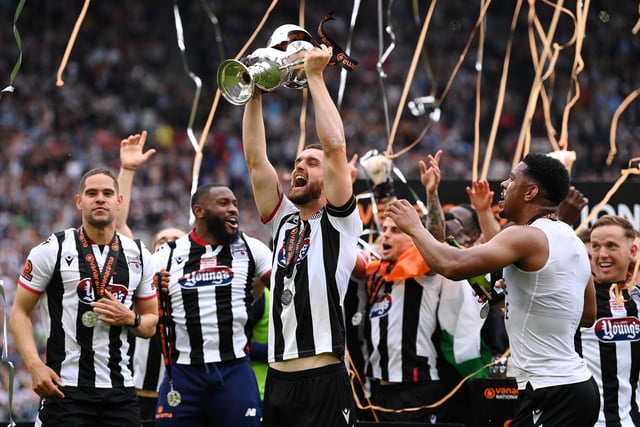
xmin=426 ymin=195 xmax=445 ymax=241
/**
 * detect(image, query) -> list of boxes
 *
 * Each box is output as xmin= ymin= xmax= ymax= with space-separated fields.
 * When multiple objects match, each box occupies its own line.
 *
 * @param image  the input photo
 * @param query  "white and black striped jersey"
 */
xmin=264 ymin=195 xmax=362 ymax=362
xmin=18 ymin=228 xmax=156 ymax=388
xmin=575 ymin=281 xmax=640 ymax=426
xmin=152 ymin=230 xmax=272 ymax=365
xmin=365 ymin=273 xmax=442 ymax=383
xmin=132 ymin=334 xmax=164 ymax=392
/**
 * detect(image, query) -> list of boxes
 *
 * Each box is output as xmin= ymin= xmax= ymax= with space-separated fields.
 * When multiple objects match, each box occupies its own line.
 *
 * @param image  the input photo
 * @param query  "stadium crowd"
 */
xmin=1 ymin=0 xmax=639 ymax=422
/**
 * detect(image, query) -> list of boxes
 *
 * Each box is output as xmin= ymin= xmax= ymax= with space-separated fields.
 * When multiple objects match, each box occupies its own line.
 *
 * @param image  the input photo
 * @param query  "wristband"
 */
xmin=126 ymin=312 xmax=141 ymax=329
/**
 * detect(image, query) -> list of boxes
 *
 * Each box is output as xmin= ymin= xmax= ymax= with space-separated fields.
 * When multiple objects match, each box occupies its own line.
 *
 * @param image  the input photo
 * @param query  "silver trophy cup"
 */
xmin=217 ymin=25 xmax=314 ymax=105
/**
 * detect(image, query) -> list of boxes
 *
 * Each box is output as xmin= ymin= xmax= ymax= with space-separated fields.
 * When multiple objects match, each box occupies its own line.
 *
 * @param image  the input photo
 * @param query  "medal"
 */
xmin=479 ymin=302 xmax=490 ymax=319
xmin=281 ymin=289 xmax=293 ymax=306
xmin=82 ymin=311 xmax=98 ymax=328
xmin=167 ymin=388 xmax=182 ymax=407
xmin=351 ymin=312 xmax=362 ymax=326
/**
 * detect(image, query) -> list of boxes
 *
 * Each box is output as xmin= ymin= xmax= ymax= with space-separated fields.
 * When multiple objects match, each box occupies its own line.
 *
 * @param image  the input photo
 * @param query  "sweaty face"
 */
xmin=288 ymin=148 xmax=324 ymax=206
xmin=590 ymin=224 xmax=635 ymax=283
xmin=76 ymin=174 xmax=121 ymax=228
xmin=379 ymin=217 xmax=415 ymax=262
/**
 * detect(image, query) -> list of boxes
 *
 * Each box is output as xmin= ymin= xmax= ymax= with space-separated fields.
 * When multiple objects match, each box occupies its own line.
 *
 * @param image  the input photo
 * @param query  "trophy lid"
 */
xmin=267 ymin=24 xmax=315 ymax=55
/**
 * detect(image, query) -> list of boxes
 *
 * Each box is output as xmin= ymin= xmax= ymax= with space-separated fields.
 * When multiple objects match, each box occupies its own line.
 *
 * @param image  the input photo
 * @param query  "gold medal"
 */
xmin=81 ymin=311 xmax=98 ymax=328
xmin=167 ymin=389 xmax=182 ymax=407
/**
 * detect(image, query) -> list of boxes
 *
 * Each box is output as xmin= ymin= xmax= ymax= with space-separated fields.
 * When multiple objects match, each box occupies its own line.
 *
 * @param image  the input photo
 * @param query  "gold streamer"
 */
xmin=385 ymin=0 xmax=438 ymax=156
xmin=575 ymin=158 xmax=640 ymax=234
xmin=56 ymin=0 xmax=91 ymax=87
xmin=513 ymin=0 xmax=564 ymax=166
xmin=473 ymin=5 xmax=487 ymax=182
xmin=481 ymin=0 xmax=523 ymax=180
xmin=192 ymin=0 xmax=280 ymax=194
xmin=607 ymin=89 xmax=640 ymax=166
xmin=389 ymin=0 xmax=492 ymax=161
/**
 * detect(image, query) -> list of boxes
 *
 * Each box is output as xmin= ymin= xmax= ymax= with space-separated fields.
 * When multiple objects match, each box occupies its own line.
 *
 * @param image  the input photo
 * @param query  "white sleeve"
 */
xmin=245 ymin=235 xmax=273 ymax=279
xmin=134 ymin=241 xmax=157 ymax=300
xmin=18 ymin=232 xmax=61 ymax=294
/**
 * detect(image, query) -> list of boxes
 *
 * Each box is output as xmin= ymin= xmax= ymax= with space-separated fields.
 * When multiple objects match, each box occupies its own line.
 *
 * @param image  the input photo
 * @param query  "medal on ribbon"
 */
xmin=77 ymin=227 xmax=121 ymax=328
xmin=81 ymin=310 xmax=98 ymax=328
xmin=281 ymin=289 xmax=293 ymax=306
xmin=167 ymin=381 xmax=181 ymax=407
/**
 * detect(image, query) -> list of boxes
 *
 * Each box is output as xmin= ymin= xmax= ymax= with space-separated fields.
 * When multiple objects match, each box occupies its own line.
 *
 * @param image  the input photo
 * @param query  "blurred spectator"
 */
xmin=1 ymin=0 xmax=640 ymax=422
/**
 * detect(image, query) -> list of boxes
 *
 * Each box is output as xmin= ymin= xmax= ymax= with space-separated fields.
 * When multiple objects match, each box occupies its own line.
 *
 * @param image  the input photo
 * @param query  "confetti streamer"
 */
xmin=575 ymin=158 xmax=640 ymax=235
xmin=192 ymin=0 xmax=280 ymax=210
xmin=337 ymin=0 xmax=361 ymax=110
xmin=0 ymin=0 xmax=26 ymax=100
xmin=172 ymin=0 xmax=204 ymax=225
xmin=607 ymin=89 xmax=640 ymax=166
xmin=481 ymin=0 xmax=523 ymax=180
xmin=56 ymin=0 xmax=91 ymax=88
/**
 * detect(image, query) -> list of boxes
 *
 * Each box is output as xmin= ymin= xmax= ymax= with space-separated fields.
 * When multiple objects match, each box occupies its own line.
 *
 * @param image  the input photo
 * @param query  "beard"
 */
xmin=205 ymin=212 xmax=238 ymax=246
xmin=86 ymin=213 xmax=114 ymax=229
xmin=288 ymin=180 xmax=323 ymax=206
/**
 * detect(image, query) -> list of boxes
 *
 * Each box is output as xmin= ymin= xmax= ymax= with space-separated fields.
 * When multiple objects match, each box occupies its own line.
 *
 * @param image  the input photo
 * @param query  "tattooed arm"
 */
xmin=421 ymin=150 xmax=445 ymax=242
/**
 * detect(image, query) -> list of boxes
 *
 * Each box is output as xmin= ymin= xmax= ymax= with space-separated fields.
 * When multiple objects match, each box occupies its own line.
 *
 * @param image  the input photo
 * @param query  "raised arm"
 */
xmin=465 ymin=179 xmax=501 ymax=242
xmin=242 ymin=92 xmax=282 ymax=219
xmin=420 ymin=150 xmax=445 ymax=241
xmin=116 ymin=130 xmax=156 ymax=238
xmin=385 ymin=199 xmax=548 ymax=280
xmin=305 ymin=45 xmax=352 ymax=207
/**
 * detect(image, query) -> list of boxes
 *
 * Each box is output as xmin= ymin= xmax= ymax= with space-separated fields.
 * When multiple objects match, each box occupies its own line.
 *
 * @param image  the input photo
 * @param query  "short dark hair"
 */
xmin=303 ymin=143 xmax=323 ymax=151
xmin=79 ymin=168 xmax=119 ymax=193
xmin=191 ymin=183 xmax=226 ymax=209
xmin=522 ymin=153 xmax=569 ymax=206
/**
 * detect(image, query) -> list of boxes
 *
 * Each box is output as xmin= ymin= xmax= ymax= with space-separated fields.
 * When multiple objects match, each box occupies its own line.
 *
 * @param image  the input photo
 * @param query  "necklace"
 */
xmin=526 ymin=211 xmax=557 ymax=225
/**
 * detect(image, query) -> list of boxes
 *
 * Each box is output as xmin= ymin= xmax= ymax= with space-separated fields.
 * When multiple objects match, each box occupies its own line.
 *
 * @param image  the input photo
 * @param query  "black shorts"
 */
xmin=510 ymin=377 xmax=599 ymax=427
xmin=36 ymin=386 xmax=140 ymax=427
xmin=263 ymin=363 xmax=356 ymax=427
xmin=369 ymin=379 xmax=445 ymax=422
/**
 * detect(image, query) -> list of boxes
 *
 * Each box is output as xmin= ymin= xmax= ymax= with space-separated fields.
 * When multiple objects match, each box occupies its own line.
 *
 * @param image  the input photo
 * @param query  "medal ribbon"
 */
xmin=284 ymin=220 xmax=308 ymax=278
xmin=156 ymin=244 xmax=177 ymax=394
xmin=366 ymin=263 xmax=392 ymax=305
xmin=77 ymin=226 xmax=120 ymax=299
xmin=267 ymin=13 xmax=358 ymax=73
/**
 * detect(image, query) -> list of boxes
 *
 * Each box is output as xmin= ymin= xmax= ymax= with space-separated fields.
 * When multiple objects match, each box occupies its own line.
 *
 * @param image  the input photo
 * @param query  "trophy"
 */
xmin=217 ymin=24 xmax=316 ymax=105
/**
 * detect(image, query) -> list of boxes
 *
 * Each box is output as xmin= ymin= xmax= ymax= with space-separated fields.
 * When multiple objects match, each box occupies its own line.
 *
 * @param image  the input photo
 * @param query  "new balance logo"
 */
xmin=245 ymin=407 xmax=257 ymax=417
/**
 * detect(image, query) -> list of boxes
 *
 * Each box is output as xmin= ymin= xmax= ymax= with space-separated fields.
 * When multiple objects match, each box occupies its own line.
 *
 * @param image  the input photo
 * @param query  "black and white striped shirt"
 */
xmin=575 ymin=281 xmax=640 ymax=426
xmin=365 ymin=274 xmax=442 ymax=383
xmin=152 ymin=230 xmax=272 ymax=365
xmin=265 ymin=195 xmax=362 ymax=362
xmin=18 ymin=228 xmax=156 ymax=388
